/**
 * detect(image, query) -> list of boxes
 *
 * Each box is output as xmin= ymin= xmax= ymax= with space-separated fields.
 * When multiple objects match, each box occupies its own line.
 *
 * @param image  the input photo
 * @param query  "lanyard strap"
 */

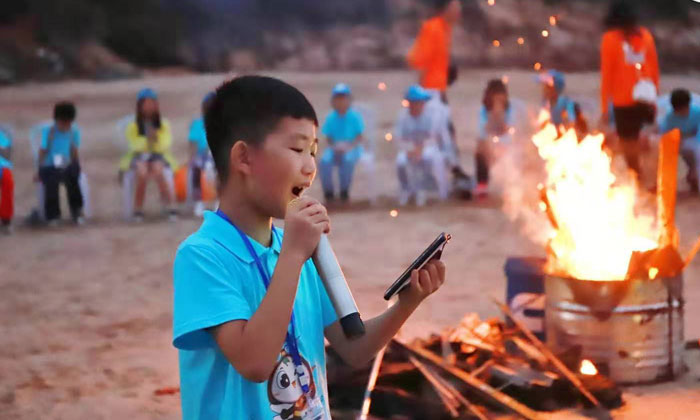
xmin=215 ymin=210 xmax=309 ymax=393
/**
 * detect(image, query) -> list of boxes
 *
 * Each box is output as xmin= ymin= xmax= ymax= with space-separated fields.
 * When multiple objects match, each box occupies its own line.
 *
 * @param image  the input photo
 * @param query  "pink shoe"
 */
xmin=475 ymin=182 xmax=489 ymax=198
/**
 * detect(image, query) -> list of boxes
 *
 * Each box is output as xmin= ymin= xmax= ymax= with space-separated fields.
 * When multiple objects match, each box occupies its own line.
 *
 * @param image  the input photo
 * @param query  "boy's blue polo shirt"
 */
xmin=173 ymin=211 xmax=337 ymax=420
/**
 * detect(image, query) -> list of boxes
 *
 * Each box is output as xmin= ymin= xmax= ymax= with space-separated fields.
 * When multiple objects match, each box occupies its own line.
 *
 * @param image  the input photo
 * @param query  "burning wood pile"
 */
xmin=493 ymin=111 xmax=700 ymax=386
xmin=327 ymin=309 xmax=622 ymax=420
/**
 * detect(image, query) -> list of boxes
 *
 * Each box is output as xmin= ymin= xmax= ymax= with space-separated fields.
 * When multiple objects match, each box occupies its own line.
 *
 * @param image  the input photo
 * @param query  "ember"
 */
xmin=580 ymin=360 xmax=597 ymax=376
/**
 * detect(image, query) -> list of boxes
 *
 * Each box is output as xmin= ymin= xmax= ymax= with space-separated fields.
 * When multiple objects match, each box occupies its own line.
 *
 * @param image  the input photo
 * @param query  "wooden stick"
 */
xmin=407 ymin=355 xmax=461 ymax=418
xmin=394 ymin=339 xmax=544 ymax=420
xmin=359 ymin=344 xmax=387 ymax=420
xmin=492 ymin=298 xmax=602 ymax=409
xmin=424 ymin=361 xmax=493 ymax=420
xmin=657 ymin=129 xmax=681 ymax=248
xmin=471 ymin=359 xmax=496 ymax=379
xmin=684 ymin=234 xmax=700 ymax=267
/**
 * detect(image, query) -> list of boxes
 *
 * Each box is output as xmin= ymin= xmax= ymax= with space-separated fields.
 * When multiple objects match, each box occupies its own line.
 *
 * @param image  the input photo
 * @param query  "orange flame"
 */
xmin=532 ymin=113 xmax=657 ymax=280
xmin=580 ymin=359 xmax=597 ymax=376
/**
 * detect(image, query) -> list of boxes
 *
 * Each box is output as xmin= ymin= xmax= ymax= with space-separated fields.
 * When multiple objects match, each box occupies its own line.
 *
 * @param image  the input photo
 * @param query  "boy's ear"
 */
xmin=229 ymin=140 xmax=252 ymax=175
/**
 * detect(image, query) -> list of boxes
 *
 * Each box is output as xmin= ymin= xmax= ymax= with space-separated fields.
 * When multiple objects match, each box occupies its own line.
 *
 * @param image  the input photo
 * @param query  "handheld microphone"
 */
xmin=312 ymin=235 xmax=365 ymax=339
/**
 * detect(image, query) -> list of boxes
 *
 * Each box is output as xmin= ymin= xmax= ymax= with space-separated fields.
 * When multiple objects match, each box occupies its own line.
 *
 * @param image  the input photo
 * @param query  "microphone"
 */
xmin=312 ymin=235 xmax=365 ymax=339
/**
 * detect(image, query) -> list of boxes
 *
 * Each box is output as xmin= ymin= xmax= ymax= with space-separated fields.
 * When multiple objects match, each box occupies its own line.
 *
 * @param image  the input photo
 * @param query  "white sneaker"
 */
xmin=416 ymin=190 xmax=427 ymax=207
xmin=194 ymin=201 xmax=205 ymax=218
xmin=399 ymin=191 xmax=411 ymax=206
xmin=74 ymin=216 xmax=86 ymax=226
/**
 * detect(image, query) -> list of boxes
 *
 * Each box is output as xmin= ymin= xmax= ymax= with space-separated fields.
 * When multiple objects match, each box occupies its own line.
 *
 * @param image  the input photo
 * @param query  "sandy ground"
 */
xmin=1 ymin=70 xmax=700 ymax=419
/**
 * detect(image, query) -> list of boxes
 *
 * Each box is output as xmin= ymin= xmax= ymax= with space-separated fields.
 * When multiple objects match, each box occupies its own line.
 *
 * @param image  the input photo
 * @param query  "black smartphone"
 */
xmin=383 ymin=232 xmax=451 ymax=300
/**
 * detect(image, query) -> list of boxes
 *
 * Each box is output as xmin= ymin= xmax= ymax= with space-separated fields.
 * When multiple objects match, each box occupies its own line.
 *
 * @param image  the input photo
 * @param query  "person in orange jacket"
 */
xmin=407 ymin=0 xmax=461 ymax=95
xmin=600 ymin=0 xmax=659 ymax=178
xmin=407 ymin=0 xmax=468 ymax=183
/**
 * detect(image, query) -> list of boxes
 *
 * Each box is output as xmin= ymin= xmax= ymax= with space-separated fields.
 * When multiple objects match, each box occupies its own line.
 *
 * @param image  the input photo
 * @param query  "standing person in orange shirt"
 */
xmin=407 ymin=0 xmax=461 ymax=96
xmin=407 ymin=0 xmax=466 ymax=183
xmin=600 ymin=0 xmax=659 ymax=179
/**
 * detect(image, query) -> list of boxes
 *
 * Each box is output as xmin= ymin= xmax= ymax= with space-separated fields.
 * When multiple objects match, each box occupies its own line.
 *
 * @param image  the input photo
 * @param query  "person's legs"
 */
xmin=39 ymin=166 xmax=61 ymax=221
xmin=64 ymin=161 xmax=84 ymax=220
xmin=0 ymin=168 xmax=14 ymax=225
xmin=150 ymin=160 xmax=173 ymax=205
xmin=681 ymin=142 xmax=699 ymax=192
xmin=338 ymin=150 xmax=359 ymax=201
xmin=133 ymin=160 xmax=148 ymax=213
xmin=614 ymin=104 xmax=652 ymax=181
xmin=319 ymin=148 xmax=336 ymax=200
xmin=424 ymin=146 xmax=449 ymax=200
xmin=620 ymin=139 xmax=641 ymax=177
xmin=396 ymin=152 xmax=412 ymax=205
xmin=191 ymin=165 xmax=202 ymax=202
xmin=475 ymin=140 xmax=490 ymax=185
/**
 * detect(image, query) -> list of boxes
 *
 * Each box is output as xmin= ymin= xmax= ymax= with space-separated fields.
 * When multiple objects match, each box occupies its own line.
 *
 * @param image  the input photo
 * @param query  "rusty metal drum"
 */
xmin=545 ymin=275 xmax=684 ymax=384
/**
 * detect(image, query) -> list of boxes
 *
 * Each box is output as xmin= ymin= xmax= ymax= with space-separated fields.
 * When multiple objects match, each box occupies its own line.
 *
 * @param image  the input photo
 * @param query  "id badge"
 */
xmin=53 ymin=155 xmax=65 ymax=168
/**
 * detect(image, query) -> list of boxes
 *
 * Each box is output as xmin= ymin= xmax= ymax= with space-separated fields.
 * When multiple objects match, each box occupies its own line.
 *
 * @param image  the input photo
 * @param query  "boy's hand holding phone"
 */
xmin=397 ymin=259 xmax=446 ymax=309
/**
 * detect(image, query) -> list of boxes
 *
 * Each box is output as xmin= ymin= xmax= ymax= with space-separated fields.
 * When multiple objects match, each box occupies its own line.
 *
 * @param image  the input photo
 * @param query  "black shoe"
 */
xmin=324 ymin=192 xmax=335 ymax=203
xmin=340 ymin=190 xmax=349 ymax=202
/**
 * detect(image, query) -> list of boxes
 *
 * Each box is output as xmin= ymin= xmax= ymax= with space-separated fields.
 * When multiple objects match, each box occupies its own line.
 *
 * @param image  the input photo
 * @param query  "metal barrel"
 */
xmin=545 ymin=274 xmax=684 ymax=384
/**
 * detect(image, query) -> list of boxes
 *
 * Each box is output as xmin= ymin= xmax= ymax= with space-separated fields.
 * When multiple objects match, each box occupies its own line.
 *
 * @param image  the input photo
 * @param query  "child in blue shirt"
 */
xmin=319 ymin=83 xmax=364 ymax=203
xmin=188 ymin=91 xmax=217 ymax=217
xmin=37 ymin=102 xmax=84 ymax=225
xmin=0 ymin=126 xmax=14 ymax=233
xmin=172 ymin=76 xmax=446 ymax=420
xmin=658 ymin=89 xmax=700 ymax=192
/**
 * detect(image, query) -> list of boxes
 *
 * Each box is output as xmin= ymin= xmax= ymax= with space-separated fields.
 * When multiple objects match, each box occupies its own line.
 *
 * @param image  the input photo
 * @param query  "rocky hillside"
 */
xmin=0 ymin=0 xmax=698 ymax=83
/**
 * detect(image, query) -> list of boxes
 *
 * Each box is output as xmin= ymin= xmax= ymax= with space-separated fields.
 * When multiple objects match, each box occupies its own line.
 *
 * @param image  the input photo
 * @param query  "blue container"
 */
xmin=504 ymin=257 xmax=546 ymax=340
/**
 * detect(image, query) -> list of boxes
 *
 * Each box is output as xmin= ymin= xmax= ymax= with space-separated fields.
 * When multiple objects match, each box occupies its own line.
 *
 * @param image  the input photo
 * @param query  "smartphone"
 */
xmin=383 ymin=232 xmax=451 ymax=300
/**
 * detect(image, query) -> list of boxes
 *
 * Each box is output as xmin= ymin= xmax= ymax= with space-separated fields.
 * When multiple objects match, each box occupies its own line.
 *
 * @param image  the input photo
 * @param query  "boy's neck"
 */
xmin=218 ymin=193 xmax=273 ymax=247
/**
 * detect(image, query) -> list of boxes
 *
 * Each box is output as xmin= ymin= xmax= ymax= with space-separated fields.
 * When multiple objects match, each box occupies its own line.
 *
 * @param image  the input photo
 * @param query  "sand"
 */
xmin=1 ymin=70 xmax=699 ymax=419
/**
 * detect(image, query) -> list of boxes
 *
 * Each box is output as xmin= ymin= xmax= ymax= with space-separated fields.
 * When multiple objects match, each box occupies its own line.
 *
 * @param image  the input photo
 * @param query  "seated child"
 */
xmin=319 ymin=83 xmax=364 ymax=203
xmin=188 ymin=91 xmax=217 ymax=217
xmin=475 ymin=79 xmax=514 ymax=197
xmin=395 ymin=84 xmax=452 ymax=206
xmin=119 ymin=88 xmax=178 ymax=222
xmin=658 ymin=88 xmax=700 ymax=192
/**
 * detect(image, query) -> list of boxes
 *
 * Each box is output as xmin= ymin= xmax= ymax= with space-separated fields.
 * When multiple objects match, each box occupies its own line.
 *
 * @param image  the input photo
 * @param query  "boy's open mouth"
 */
xmin=291 ymin=186 xmax=306 ymax=197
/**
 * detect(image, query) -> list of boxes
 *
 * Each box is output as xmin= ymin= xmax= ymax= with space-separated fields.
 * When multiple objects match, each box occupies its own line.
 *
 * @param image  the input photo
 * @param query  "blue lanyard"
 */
xmin=215 ymin=209 xmax=310 ymax=394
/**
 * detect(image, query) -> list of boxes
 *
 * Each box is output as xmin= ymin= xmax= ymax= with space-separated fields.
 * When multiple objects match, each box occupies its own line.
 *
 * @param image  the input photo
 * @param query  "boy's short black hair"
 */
xmin=670 ymin=89 xmax=691 ymax=112
xmin=205 ymin=75 xmax=318 ymax=184
xmin=54 ymin=101 xmax=76 ymax=121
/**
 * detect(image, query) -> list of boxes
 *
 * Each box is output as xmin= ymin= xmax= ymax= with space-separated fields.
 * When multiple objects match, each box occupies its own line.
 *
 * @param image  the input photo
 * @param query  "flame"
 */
xmin=580 ymin=359 xmax=597 ymax=376
xmin=389 ymin=209 xmax=399 ymax=218
xmin=549 ymin=16 xmax=557 ymax=26
xmin=531 ymin=114 xmax=657 ymax=280
xmin=385 ymin=132 xmax=393 ymax=141
xmin=377 ymin=82 xmax=387 ymax=91
xmin=649 ymin=267 xmax=659 ymax=279
xmin=542 ymin=30 xmax=549 ymax=38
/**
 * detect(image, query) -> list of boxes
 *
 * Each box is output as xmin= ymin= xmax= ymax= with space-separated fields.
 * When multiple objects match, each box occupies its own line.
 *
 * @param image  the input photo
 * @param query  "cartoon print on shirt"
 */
xmin=268 ymin=349 xmax=325 ymax=420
